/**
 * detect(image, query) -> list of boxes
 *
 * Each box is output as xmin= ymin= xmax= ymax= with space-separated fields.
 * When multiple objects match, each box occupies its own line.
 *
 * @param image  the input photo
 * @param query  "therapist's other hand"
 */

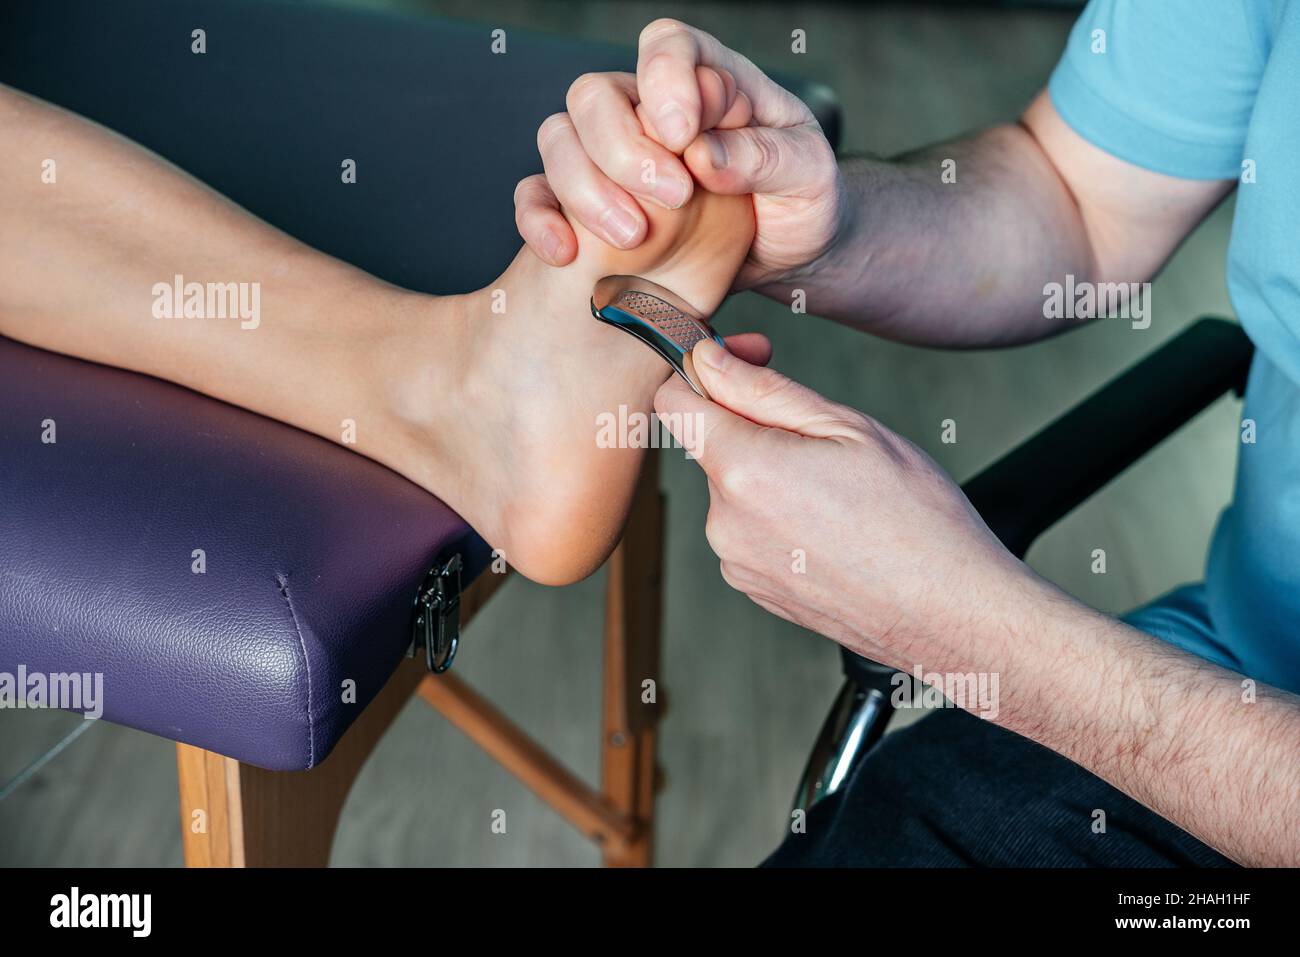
xmin=514 ymin=19 xmax=843 ymax=291
xmin=654 ymin=339 xmax=1029 ymax=665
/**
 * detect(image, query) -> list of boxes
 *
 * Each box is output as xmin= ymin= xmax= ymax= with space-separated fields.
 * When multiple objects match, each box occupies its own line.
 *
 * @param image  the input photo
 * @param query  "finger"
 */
xmin=720 ymin=332 xmax=772 ymax=366
xmin=695 ymin=66 xmax=737 ymax=132
xmin=689 ymin=339 xmax=855 ymax=438
xmin=513 ymin=174 xmax=577 ymax=266
xmin=566 ymin=72 xmax=693 ymax=211
xmin=634 ymin=69 xmax=748 ymax=159
xmin=651 ymin=334 xmax=775 ymax=430
xmin=537 ymin=112 xmax=646 ymax=250
xmin=684 ymin=122 xmax=833 ymax=197
xmin=637 ymin=18 xmax=812 ymax=152
xmin=636 ymin=21 xmax=704 ymax=151
xmin=653 ymin=372 xmax=768 ymax=479
xmin=715 ymin=88 xmax=752 ymax=131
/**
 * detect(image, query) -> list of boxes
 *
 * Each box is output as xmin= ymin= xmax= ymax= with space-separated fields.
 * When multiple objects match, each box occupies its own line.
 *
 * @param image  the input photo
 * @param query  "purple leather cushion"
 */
xmin=0 ymin=0 xmax=592 ymax=771
xmin=0 ymin=0 xmax=839 ymax=771
xmin=0 ymin=337 xmax=486 ymax=770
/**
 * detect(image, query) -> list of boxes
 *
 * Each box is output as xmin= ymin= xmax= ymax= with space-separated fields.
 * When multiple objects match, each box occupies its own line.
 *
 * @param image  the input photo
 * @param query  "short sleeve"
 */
xmin=1048 ymin=0 xmax=1271 ymax=179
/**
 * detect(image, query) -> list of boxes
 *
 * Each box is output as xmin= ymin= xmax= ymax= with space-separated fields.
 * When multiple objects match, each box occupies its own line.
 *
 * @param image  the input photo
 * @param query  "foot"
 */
xmin=390 ymin=188 xmax=755 ymax=584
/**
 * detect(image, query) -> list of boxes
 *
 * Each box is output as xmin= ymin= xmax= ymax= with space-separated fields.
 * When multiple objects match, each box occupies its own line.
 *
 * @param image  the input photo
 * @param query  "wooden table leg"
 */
xmin=176 ymin=473 xmax=666 ymax=868
xmin=176 ymin=573 xmax=510 ymax=867
xmin=600 ymin=451 xmax=665 ymax=867
xmin=176 ymin=658 xmax=428 ymax=867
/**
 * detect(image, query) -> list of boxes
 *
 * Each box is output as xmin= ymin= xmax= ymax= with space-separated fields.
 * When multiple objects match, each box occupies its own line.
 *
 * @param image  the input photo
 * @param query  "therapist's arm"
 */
xmin=516 ymin=20 xmax=1235 ymax=347
xmin=779 ymin=92 xmax=1235 ymax=346
xmin=654 ymin=342 xmax=1300 ymax=867
xmin=995 ymin=580 xmax=1299 ymax=867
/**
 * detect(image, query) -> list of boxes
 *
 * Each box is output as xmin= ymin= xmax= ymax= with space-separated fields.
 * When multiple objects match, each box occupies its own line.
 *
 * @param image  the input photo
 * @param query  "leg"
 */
xmin=176 ymin=567 xmax=515 ymax=867
xmin=413 ymin=457 xmax=665 ymax=863
xmin=764 ymin=705 xmax=1235 ymax=867
xmin=600 ymin=452 xmax=665 ymax=866
xmin=0 ymin=80 xmax=753 ymax=586
xmin=177 ymin=658 xmax=428 ymax=867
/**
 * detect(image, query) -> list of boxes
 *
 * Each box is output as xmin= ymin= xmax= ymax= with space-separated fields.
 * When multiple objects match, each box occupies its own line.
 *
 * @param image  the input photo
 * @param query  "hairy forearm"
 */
xmin=770 ymin=124 xmax=1097 ymax=347
xmin=973 ymin=578 xmax=1300 ymax=866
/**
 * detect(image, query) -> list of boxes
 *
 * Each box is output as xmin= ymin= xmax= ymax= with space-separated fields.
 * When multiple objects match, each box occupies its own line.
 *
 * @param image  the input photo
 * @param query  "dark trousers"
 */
xmin=764 ymin=706 xmax=1234 ymax=867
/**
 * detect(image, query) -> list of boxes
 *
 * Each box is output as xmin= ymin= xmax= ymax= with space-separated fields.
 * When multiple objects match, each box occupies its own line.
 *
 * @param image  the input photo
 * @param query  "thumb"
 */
xmin=653 ymin=369 xmax=769 ymax=478
xmin=683 ymin=122 xmax=831 ymax=197
xmin=650 ymin=334 xmax=771 ymax=470
xmin=691 ymin=339 xmax=851 ymax=438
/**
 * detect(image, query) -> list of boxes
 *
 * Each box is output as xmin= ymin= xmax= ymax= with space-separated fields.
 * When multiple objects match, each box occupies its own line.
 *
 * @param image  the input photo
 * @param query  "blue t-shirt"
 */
xmin=1049 ymin=0 xmax=1300 ymax=692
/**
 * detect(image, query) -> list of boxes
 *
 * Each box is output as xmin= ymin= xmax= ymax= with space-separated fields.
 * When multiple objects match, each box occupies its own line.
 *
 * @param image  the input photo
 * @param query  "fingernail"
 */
xmin=599 ymin=205 xmax=641 ymax=247
xmin=693 ymin=338 xmax=729 ymax=373
xmin=703 ymin=133 xmax=728 ymax=170
xmin=657 ymin=102 xmax=690 ymax=146
xmin=541 ymin=229 xmax=564 ymax=263
xmin=652 ymin=175 xmax=690 ymax=209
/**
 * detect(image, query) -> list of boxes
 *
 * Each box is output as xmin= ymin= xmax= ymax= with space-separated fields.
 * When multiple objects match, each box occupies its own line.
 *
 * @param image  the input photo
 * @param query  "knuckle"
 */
xmin=835 ymin=413 xmax=877 ymax=443
xmin=745 ymin=366 xmax=794 ymax=407
xmin=640 ymin=17 xmax=687 ymax=45
xmin=513 ymin=199 xmax=539 ymax=235
xmin=813 ymin=400 xmax=868 ymax=434
xmin=806 ymin=140 xmax=839 ymax=193
xmin=716 ymin=461 xmax=755 ymax=498
xmin=606 ymin=140 xmax=646 ymax=182
xmin=747 ymin=132 xmax=783 ymax=183
xmin=850 ymin=411 xmax=890 ymax=445
xmin=718 ymin=559 xmax=755 ymax=593
xmin=703 ymin=509 xmax=728 ymax=553
xmin=565 ymin=72 xmax=609 ymax=112
xmin=536 ymin=112 xmax=571 ymax=152
xmin=511 ymin=174 xmax=544 ymax=207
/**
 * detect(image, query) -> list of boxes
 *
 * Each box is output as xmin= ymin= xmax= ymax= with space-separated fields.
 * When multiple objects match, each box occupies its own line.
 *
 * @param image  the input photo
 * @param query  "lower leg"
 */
xmin=0 ymin=84 xmax=754 ymax=584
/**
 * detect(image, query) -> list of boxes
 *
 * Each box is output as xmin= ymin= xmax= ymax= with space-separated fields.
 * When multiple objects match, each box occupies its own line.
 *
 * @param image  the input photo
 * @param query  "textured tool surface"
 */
xmin=612 ymin=290 xmax=710 ymax=350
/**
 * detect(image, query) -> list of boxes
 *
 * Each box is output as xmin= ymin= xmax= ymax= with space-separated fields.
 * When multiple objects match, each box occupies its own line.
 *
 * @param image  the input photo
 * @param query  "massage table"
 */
xmin=0 ymin=0 xmax=840 ymax=866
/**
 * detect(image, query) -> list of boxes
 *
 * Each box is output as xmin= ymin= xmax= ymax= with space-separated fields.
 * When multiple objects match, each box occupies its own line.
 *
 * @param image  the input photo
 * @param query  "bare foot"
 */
xmin=0 ymin=81 xmax=752 ymax=586
xmin=393 ymin=189 xmax=755 ymax=584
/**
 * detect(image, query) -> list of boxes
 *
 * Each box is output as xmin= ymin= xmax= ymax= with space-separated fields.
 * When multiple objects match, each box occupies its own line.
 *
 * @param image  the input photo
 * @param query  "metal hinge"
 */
xmin=408 ymin=553 xmax=462 ymax=673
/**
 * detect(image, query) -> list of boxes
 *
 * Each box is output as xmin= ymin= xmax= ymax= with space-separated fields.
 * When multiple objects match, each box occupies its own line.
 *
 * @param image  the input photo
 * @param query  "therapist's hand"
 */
xmin=515 ymin=19 xmax=844 ymax=291
xmin=655 ymin=339 xmax=1031 ymax=665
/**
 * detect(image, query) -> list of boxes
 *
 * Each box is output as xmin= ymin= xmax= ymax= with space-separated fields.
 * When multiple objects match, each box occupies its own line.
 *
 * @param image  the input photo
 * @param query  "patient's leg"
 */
xmin=0 ymin=84 xmax=754 ymax=584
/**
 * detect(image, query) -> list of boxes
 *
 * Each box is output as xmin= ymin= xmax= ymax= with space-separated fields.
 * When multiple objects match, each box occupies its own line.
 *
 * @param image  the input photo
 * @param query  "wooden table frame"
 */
xmin=176 ymin=456 xmax=665 ymax=867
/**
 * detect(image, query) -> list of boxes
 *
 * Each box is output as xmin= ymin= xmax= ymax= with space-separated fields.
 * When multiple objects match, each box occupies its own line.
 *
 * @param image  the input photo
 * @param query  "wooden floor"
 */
xmin=0 ymin=0 xmax=1240 ymax=867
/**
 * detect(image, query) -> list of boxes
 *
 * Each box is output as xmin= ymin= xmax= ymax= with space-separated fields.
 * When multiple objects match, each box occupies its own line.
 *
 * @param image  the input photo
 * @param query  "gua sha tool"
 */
xmin=591 ymin=275 xmax=729 ymax=399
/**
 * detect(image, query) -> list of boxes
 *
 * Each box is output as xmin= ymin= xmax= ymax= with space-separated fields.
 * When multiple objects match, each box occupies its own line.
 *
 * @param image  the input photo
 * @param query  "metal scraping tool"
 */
xmin=591 ymin=275 xmax=728 ymax=399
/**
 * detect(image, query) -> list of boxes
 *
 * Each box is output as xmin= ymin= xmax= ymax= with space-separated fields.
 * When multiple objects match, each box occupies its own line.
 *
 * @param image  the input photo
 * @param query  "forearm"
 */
xmin=956 ymin=575 xmax=1300 ymax=866
xmin=769 ymin=124 xmax=1097 ymax=346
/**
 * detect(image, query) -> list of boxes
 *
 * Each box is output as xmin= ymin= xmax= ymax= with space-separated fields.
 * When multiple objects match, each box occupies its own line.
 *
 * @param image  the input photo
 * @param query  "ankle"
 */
xmin=379 ymin=249 xmax=665 ymax=583
xmin=370 ymin=191 xmax=756 ymax=586
xmin=371 ymin=286 xmax=478 ymax=490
